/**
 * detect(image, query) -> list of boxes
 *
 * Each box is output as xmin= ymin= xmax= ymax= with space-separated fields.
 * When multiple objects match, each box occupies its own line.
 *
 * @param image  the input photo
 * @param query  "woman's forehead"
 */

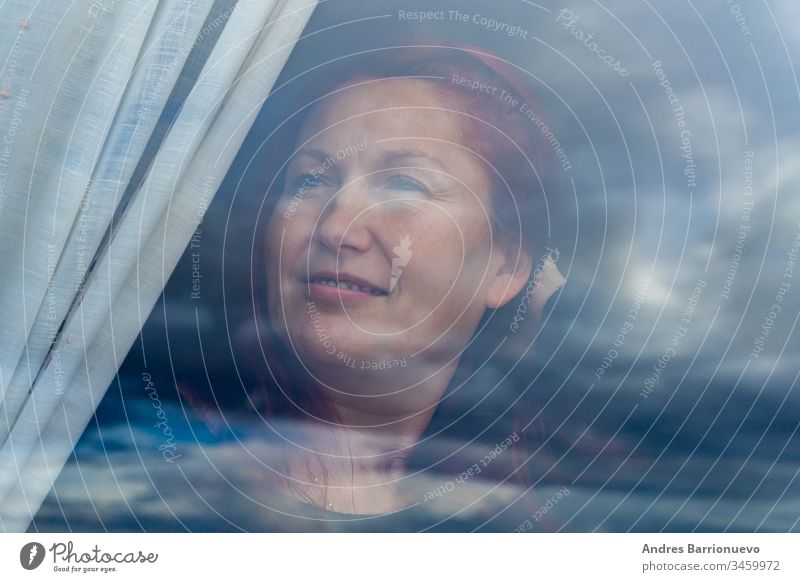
xmin=298 ymin=77 xmax=467 ymax=143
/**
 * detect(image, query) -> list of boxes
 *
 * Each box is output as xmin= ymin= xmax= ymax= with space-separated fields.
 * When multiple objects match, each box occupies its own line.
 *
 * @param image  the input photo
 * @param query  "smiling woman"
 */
xmin=228 ymin=44 xmax=568 ymax=522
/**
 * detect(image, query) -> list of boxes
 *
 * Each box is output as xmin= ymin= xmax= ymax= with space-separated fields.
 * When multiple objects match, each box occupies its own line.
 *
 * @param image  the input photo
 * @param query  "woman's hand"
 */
xmin=531 ymin=254 xmax=565 ymax=320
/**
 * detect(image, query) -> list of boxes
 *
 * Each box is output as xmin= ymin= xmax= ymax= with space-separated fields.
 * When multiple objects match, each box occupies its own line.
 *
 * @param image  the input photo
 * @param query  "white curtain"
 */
xmin=0 ymin=0 xmax=316 ymax=532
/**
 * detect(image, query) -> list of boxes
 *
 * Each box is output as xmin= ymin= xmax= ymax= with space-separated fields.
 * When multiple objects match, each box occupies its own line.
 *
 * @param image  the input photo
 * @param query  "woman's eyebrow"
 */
xmin=379 ymin=149 xmax=446 ymax=170
xmin=291 ymin=148 xmax=332 ymax=165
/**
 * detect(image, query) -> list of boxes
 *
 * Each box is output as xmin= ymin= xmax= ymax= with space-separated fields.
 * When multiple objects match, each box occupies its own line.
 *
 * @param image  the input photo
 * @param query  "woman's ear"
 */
xmin=485 ymin=238 xmax=533 ymax=309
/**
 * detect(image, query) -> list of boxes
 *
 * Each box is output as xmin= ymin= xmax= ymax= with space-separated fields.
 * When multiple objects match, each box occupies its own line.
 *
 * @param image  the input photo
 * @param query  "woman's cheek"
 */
xmin=410 ymin=240 xmax=460 ymax=299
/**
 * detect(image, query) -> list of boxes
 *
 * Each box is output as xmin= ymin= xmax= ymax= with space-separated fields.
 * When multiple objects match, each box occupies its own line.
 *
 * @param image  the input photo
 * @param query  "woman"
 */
xmin=235 ymin=43 xmax=569 ymax=527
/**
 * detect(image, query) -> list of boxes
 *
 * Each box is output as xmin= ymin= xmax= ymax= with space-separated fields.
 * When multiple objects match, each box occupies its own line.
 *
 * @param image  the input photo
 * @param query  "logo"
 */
xmin=20 ymin=542 xmax=45 ymax=570
xmin=390 ymin=235 xmax=413 ymax=292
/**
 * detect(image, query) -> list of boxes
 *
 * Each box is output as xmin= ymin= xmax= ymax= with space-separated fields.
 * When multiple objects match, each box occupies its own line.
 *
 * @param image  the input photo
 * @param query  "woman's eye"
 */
xmin=386 ymin=175 xmax=428 ymax=193
xmin=292 ymin=173 xmax=329 ymax=190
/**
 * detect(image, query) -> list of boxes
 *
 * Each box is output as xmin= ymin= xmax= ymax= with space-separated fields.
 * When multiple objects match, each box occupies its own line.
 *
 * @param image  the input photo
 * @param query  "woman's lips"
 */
xmin=305 ymin=273 xmax=388 ymax=303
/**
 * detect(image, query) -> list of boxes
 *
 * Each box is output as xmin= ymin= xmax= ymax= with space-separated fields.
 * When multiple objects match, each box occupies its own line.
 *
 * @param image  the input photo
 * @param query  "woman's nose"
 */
xmin=316 ymin=181 xmax=373 ymax=253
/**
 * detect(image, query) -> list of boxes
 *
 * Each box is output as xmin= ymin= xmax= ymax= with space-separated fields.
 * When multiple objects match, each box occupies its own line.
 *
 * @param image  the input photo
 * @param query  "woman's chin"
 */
xmin=289 ymin=330 xmax=379 ymax=370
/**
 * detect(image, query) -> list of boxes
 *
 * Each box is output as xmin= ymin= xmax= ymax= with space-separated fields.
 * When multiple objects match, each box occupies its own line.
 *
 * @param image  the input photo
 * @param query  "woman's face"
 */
xmin=265 ymin=78 xmax=528 ymax=382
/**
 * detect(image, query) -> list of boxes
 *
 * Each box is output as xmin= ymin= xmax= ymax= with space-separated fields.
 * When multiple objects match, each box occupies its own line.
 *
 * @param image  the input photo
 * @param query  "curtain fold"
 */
xmin=0 ymin=0 xmax=213 ymax=448
xmin=0 ymin=0 xmax=317 ymax=532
